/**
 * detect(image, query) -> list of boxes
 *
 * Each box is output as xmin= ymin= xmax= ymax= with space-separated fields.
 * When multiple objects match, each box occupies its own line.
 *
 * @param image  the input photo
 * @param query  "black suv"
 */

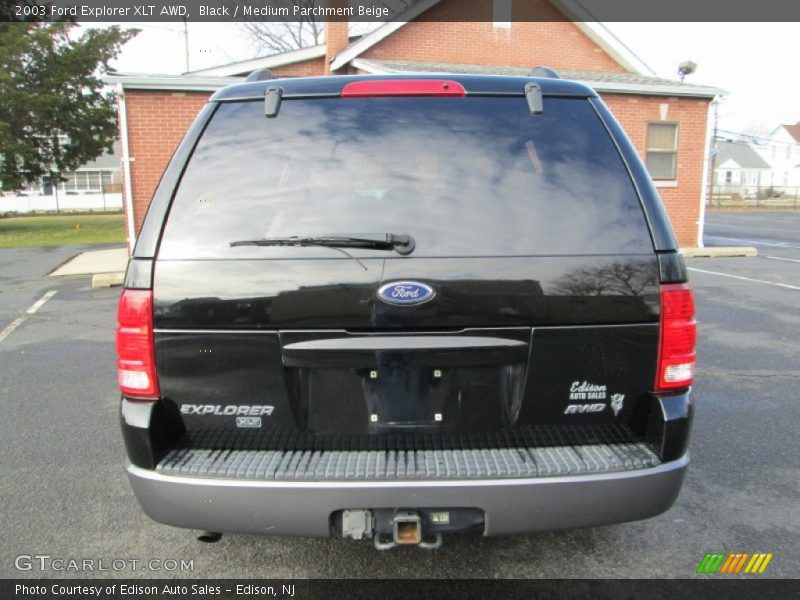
xmin=117 ymin=73 xmax=696 ymax=548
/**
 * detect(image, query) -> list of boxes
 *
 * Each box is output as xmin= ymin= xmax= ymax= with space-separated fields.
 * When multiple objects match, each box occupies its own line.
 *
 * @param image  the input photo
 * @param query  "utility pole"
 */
xmin=182 ymin=18 xmax=190 ymax=72
xmin=707 ymin=99 xmax=719 ymax=208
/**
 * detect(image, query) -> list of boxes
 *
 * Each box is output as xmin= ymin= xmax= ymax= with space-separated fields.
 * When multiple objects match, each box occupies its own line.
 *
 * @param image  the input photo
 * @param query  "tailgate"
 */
xmin=152 ymin=254 xmax=659 ymax=444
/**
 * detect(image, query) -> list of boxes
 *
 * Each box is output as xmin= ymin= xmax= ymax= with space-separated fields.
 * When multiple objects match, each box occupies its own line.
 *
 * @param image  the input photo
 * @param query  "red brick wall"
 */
xmin=325 ymin=4 xmax=350 ymax=74
xmin=123 ymin=90 xmax=211 ymax=238
xmin=601 ymin=94 xmax=710 ymax=247
xmin=360 ymin=0 xmax=625 ymax=72
xmin=270 ymin=57 xmax=326 ymax=77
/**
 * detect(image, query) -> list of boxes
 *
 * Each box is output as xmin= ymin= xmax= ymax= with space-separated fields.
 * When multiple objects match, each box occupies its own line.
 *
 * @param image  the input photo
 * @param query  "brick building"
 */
xmin=108 ymin=0 xmax=720 ymax=251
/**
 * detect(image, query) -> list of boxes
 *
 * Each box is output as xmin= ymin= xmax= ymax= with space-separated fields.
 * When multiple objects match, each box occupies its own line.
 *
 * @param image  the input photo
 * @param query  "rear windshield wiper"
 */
xmin=230 ymin=233 xmax=415 ymax=255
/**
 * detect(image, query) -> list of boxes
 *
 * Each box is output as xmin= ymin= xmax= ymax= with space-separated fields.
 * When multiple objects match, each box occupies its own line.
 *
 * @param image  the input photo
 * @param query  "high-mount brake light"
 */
xmin=655 ymin=283 xmax=697 ymax=391
xmin=116 ymin=289 xmax=160 ymax=400
xmin=341 ymin=79 xmax=466 ymax=98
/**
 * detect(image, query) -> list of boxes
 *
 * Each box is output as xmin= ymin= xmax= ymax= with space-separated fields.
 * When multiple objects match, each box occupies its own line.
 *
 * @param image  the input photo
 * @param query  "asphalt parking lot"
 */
xmin=1 ymin=211 xmax=798 ymax=579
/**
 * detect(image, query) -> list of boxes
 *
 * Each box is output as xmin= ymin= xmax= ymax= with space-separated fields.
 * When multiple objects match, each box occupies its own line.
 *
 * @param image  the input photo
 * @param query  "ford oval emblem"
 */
xmin=377 ymin=281 xmax=435 ymax=306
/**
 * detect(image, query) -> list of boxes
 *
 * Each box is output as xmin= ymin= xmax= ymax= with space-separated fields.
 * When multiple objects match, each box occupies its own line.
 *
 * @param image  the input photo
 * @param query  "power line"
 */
xmin=716 ymin=128 xmax=798 ymax=147
xmin=182 ymin=18 xmax=189 ymax=72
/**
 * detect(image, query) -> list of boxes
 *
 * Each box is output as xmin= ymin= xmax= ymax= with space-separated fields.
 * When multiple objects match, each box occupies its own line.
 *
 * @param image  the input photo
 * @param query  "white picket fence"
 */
xmin=1 ymin=192 xmax=123 ymax=213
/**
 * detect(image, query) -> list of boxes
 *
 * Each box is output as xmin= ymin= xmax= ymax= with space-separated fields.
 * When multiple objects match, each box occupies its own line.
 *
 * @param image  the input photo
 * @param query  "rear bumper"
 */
xmin=127 ymin=454 xmax=688 ymax=537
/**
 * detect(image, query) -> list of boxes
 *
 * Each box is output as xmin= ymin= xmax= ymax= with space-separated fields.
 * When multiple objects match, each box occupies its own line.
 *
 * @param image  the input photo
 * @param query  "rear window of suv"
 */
xmin=158 ymin=95 xmax=653 ymax=259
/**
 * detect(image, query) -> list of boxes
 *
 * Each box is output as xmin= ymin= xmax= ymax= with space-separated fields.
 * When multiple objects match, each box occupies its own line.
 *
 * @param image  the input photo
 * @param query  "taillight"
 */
xmin=116 ymin=289 xmax=159 ymax=400
xmin=655 ymin=283 xmax=697 ymax=391
xmin=341 ymin=79 xmax=466 ymax=98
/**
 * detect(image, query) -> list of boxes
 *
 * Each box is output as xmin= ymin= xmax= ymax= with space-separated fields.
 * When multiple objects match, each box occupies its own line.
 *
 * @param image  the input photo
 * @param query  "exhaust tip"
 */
xmin=197 ymin=531 xmax=222 ymax=543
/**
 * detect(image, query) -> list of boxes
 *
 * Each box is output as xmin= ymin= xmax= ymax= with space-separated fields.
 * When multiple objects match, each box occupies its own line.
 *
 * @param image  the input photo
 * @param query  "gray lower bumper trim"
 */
xmin=128 ymin=454 xmax=688 ymax=537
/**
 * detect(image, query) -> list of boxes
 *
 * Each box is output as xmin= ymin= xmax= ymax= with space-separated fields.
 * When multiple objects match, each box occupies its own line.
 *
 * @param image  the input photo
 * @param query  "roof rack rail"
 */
xmin=524 ymin=82 xmax=543 ymax=116
xmin=264 ymin=86 xmax=283 ymax=118
xmin=246 ymin=68 xmax=276 ymax=82
xmin=528 ymin=66 xmax=560 ymax=79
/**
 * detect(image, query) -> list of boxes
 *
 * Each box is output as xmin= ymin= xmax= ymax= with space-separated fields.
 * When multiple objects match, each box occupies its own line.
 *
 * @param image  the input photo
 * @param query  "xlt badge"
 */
xmin=377 ymin=281 xmax=435 ymax=306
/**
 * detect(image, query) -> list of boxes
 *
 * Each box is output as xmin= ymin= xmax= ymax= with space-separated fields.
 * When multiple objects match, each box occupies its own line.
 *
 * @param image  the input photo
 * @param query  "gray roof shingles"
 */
xmin=360 ymin=59 xmax=720 ymax=94
xmin=715 ymin=140 xmax=770 ymax=170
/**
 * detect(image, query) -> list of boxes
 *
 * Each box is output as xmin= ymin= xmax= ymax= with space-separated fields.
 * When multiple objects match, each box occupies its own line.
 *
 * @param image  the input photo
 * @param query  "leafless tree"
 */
xmin=736 ymin=123 xmax=775 ymax=144
xmin=238 ymin=0 xmax=413 ymax=55
xmin=240 ymin=0 xmax=325 ymax=55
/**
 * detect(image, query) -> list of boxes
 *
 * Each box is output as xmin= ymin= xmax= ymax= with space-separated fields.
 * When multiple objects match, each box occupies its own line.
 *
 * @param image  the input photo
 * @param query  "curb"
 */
xmin=92 ymin=272 xmax=125 ymax=288
xmin=680 ymin=247 xmax=757 ymax=258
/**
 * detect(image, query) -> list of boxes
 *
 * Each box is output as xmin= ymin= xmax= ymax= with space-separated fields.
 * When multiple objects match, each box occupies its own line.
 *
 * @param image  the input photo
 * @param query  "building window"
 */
xmin=725 ymin=171 xmax=733 ymax=183
xmin=61 ymin=171 xmax=103 ymax=194
xmin=646 ymin=122 xmax=678 ymax=180
xmin=493 ymin=0 xmax=511 ymax=28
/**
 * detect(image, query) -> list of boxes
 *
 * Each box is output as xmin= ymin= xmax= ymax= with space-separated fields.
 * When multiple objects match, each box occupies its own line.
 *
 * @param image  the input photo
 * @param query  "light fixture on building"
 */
xmin=678 ymin=61 xmax=697 ymax=82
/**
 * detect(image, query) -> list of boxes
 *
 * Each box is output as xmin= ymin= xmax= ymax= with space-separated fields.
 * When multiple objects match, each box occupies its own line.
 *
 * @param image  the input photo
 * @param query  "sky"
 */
xmin=97 ymin=21 xmax=800 ymax=136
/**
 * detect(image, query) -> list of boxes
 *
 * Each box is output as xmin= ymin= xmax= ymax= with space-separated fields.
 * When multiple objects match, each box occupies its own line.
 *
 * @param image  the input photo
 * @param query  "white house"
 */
xmin=753 ymin=122 xmax=800 ymax=191
xmin=714 ymin=139 xmax=770 ymax=198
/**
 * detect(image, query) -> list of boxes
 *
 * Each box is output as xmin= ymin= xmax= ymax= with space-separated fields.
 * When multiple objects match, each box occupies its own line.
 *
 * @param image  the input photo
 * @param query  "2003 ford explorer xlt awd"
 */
xmin=117 ymin=73 xmax=696 ymax=548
